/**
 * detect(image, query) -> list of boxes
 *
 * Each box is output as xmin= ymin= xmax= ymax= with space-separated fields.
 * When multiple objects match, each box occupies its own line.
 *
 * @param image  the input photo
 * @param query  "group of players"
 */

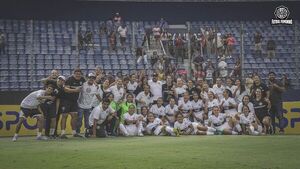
xmin=12 ymin=66 xmax=285 ymax=141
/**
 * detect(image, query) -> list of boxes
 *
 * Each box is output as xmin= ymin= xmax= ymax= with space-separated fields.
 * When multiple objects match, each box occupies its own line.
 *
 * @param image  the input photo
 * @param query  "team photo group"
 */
xmin=11 ymin=60 xmax=286 ymax=141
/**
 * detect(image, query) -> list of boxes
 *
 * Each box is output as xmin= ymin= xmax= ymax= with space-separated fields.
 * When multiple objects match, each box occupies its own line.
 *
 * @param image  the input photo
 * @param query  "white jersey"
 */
xmin=220 ymin=97 xmax=237 ymax=117
xmin=191 ymin=100 xmax=205 ymax=113
xmin=20 ymin=90 xmax=46 ymax=109
xmin=234 ymin=89 xmax=248 ymax=104
xmin=209 ymin=113 xmax=227 ymax=127
xmin=89 ymin=104 xmax=115 ymax=126
xmin=178 ymin=100 xmax=192 ymax=117
xmin=207 ymin=99 xmax=220 ymax=116
xmin=165 ymin=104 xmax=178 ymax=116
xmin=108 ymin=85 xmax=125 ymax=102
xmin=91 ymin=84 xmax=104 ymax=108
xmin=212 ymin=84 xmax=225 ymax=100
xmin=135 ymin=91 xmax=152 ymax=108
xmin=175 ymin=86 xmax=186 ymax=101
xmin=237 ymin=102 xmax=255 ymax=114
xmin=164 ymin=104 xmax=178 ymax=123
xmin=124 ymin=112 xmax=140 ymax=124
xmin=146 ymin=118 xmax=162 ymax=133
xmin=148 ymin=80 xmax=163 ymax=101
xmin=77 ymin=82 xmax=98 ymax=109
xmin=239 ymin=113 xmax=256 ymax=125
xmin=226 ymin=85 xmax=237 ymax=95
xmin=174 ymin=118 xmax=192 ymax=132
xmin=150 ymin=104 xmax=165 ymax=117
xmin=127 ymin=81 xmax=138 ymax=94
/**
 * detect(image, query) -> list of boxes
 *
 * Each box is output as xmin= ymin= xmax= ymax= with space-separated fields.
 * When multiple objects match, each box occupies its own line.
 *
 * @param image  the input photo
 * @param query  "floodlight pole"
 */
xmin=187 ymin=22 xmax=192 ymax=79
xmin=30 ymin=19 xmax=34 ymax=90
xmin=75 ymin=21 xmax=79 ymax=67
xmin=295 ymin=21 xmax=300 ymax=89
xmin=240 ymin=22 xmax=245 ymax=81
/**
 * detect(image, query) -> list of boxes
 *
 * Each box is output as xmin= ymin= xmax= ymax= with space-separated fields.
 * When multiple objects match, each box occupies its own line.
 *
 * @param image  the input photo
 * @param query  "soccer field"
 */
xmin=0 ymin=136 xmax=299 ymax=169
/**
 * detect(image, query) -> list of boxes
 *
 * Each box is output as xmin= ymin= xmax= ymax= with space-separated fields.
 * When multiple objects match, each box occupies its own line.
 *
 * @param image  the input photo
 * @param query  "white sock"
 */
xmin=61 ymin=130 xmax=66 ymax=135
xmin=231 ymin=131 xmax=238 ymax=135
xmin=207 ymin=127 xmax=216 ymax=132
xmin=119 ymin=124 xmax=129 ymax=136
xmin=72 ymin=130 xmax=77 ymax=135
xmin=165 ymin=126 xmax=175 ymax=135
xmin=14 ymin=133 xmax=18 ymax=137
xmin=50 ymin=128 xmax=55 ymax=135
xmin=206 ymin=131 xmax=214 ymax=135
xmin=249 ymin=126 xmax=255 ymax=133
xmin=37 ymin=132 xmax=42 ymax=137
xmin=235 ymin=124 xmax=242 ymax=132
xmin=252 ymin=131 xmax=259 ymax=135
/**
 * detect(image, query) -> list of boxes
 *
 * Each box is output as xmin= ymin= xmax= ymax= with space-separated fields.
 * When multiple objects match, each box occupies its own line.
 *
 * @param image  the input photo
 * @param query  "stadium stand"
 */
xmin=0 ymin=19 xmax=299 ymax=91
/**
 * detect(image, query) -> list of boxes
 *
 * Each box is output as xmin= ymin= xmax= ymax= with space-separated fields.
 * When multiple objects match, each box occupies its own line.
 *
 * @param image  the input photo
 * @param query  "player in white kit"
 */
xmin=145 ymin=113 xmax=179 ymax=136
xmin=164 ymin=97 xmax=178 ymax=126
xmin=12 ymin=84 xmax=55 ymax=141
xmin=149 ymin=97 xmax=165 ymax=117
xmin=239 ymin=105 xmax=263 ymax=135
xmin=208 ymin=106 xmax=241 ymax=135
xmin=219 ymin=89 xmax=238 ymax=117
xmin=205 ymin=91 xmax=220 ymax=117
xmin=174 ymin=113 xmax=216 ymax=135
xmin=119 ymin=104 xmax=143 ymax=136
xmin=178 ymin=92 xmax=193 ymax=119
xmin=191 ymin=92 xmax=205 ymax=123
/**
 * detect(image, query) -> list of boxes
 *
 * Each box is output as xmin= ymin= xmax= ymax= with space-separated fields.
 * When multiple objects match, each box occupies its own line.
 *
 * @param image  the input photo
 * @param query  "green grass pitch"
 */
xmin=0 ymin=135 xmax=300 ymax=169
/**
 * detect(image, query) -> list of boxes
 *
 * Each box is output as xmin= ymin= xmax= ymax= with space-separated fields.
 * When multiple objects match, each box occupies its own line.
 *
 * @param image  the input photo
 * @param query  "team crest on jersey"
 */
xmin=271 ymin=5 xmax=293 ymax=25
xmin=86 ymin=87 xmax=92 ymax=93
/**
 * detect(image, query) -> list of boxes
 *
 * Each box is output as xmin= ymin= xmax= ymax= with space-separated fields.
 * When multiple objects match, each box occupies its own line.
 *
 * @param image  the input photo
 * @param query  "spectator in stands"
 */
xmin=268 ymin=72 xmax=285 ymax=134
xmin=153 ymin=57 xmax=165 ymax=72
xmin=192 ymin=52 xmax=204 ymax=72
xmin=215 ymin=32 xmax=224 ymax=58
xmin=0 ymin=31 xmax=5 ymax=54
xmin=193 ymin=65 xmax=206 ymax=80
xmin=204 ymin=59 xmax=215 ymax=86
xmin=78 ymin=30 xmax=84 ymax=50
xmin=175 ymin=35 xmax=185 ymax=63
xmin=226 ymin=33 xmax=235 ymax=58
xmin=267 ymin=39 xmax=276 ymax=58
xmin=113 ymin=12 xmax=122 ymax=27
xmin=230 ymin=57 xmax=241 ymax=78
xmin=162 ymin=75 xmax=175 ymax=104
xmin=142 ymin=27 xmax=152 ymax=48
xmin=207 ymin=28 xmax=214 ymax=57
xmin=151 ymin=51 xmax=159 ymax=67
xmin=99 ymin=22 xmax=107 ymax=36
xmin=191 ymin=33 xmax=199 ymax=56
xmin=136 ymin=47 xmax=148 ymax=65
xmin=218 ymin=57 xmax=228 ymax=79
xmin=159 ymin=18 xmax=167 ymax=31
xmin=254 ymin=31 xmax=263 ymax=57
xmin=117 ymin=24 xmax=128 ymax=51
xmin=84 ymin=29 xmax=94 ymax=49
xmin=109 ymin=31 xmax=117 ymax=51
xmin=152 ymin=24 xmax=161 ymax=43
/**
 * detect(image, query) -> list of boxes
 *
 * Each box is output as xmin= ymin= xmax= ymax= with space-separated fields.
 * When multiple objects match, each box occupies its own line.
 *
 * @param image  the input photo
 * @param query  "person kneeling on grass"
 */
xmin=145 ymin=113 xmax=179 ymax=136
xmin=85 ymin=99 xmax=117 ymax=138
xmin=239 ymin=105 xmax=263 ymax=135
xmin=12 ymin=84 xmax=55 ymax=141
xmin=119 ymin=104 xmax=144 ymax=136
xmin=174 ymin=113 xmax=216 ymax=135
xmin=208 ymin=106 xmax=242 ymax=135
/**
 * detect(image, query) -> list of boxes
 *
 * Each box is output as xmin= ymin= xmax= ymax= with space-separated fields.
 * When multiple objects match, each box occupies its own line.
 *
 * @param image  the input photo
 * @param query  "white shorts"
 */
xmin=193 ymin=112 xmax=204 ymax=122
xmin=215 ymin=122 xmax=231 ymax=132
xmin=125 ymin=125 xmax=138 ymax=136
